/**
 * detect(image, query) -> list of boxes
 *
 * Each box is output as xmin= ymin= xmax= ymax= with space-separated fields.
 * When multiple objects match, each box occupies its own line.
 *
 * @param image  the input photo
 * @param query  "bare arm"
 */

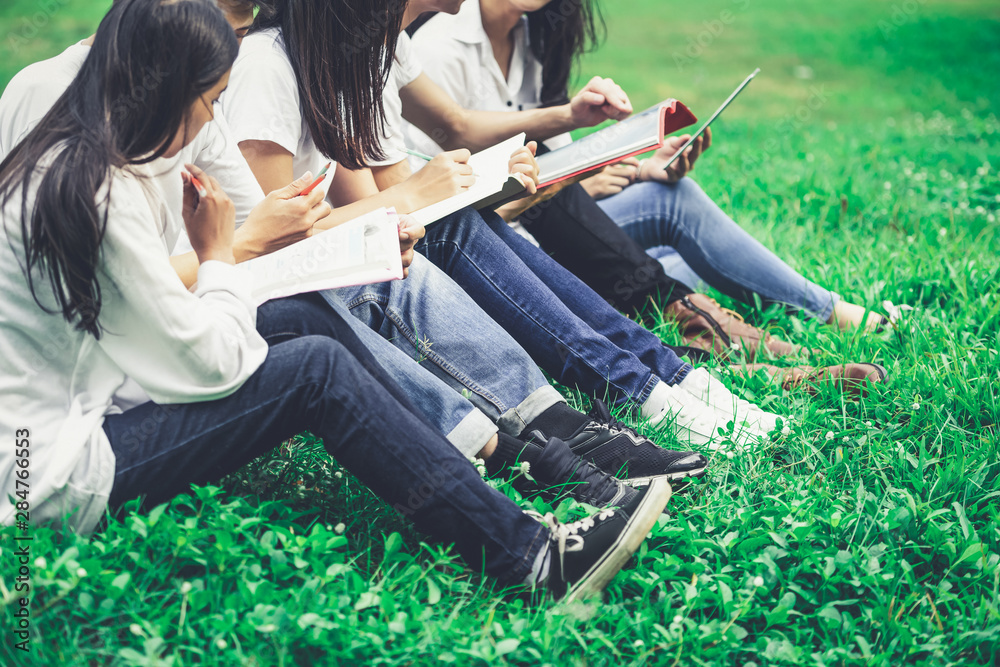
xmin=371 ymin=160 xmax=412 ymax=191
xmin=168 ymin=158 xmax=331 ymax=289
xmin=238 ymin=139 xmax=475 ymax=232
xmin=399 ymin=73 xmax=632 ymax=153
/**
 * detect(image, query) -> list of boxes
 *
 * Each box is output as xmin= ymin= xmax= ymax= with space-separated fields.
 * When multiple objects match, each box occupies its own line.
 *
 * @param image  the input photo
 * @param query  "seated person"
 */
xmin=0 ymin=0 xmax=671 ymax=602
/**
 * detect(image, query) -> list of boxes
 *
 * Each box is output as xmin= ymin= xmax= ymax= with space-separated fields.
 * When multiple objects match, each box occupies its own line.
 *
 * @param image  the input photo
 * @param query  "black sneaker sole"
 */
xmin=563 ymin=477 xmax=673 ymax=602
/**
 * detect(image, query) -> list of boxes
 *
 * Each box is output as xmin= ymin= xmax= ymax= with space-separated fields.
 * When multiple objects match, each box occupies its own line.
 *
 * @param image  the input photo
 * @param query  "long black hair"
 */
xmin=526 ymin=0 xmax=606 ymax=107
xmin=0 ymin=0 xmax=238 ymax=337
xmin=253 ymin=0 xmax=407 ymax=170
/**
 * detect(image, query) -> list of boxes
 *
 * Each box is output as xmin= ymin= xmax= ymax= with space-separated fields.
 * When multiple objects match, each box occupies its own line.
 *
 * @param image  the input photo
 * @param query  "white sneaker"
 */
xmin=678 ymin=367 xmax=780 ymax=435
xmin=646 ymin=381 xmax=765 ymax=450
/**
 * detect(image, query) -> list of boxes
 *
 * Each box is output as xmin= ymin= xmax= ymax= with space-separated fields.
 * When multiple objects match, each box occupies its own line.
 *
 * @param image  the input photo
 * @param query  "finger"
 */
xmin=703 ymin=126 xmax=713 ymax=150
xmin=608 ymin=175 xmax=631 ymax=189
xmin=446 ymin=148 xmax=472 ymax=164
xmin=602 ymin=102 xmax=630 ymax=121
xmin=405 ymin=221 xmax=426 ymax=242
xmin=686 ymin=136 xmax=704 ymax=163
xmin=308 ymin=201 xmax=332 ymax=224
xmin=512 ymin=167 xmax=537 ymax=195
xmin=675 ymin=153 xmax=690 ymax=178
xmin=183 ymin=164 xmax=211 ymax=198
xmin=580 ymin=91 xmax=606 ymax=107
xmin=620 ymin=157 xmax=641 ymax=168
xmin=458 ymin=163 xmax=475 ymax=176
xmin=457 ymin=174 xmax=477 ymax=189
xmin=274 ymin=171 xmax=314 ymax=199
xmin=525 ymin=140 xmax=538 ymax=157
xmin=608 ymin=82 xmax=632 ymax=114
xmin=302 ymin=181 xmax=326 ymax=208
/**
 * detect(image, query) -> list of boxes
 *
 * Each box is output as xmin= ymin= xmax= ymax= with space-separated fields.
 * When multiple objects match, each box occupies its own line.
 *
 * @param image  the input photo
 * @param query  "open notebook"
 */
xmin=244 ymin=207 xmax=403 ymax=305
xmin=534 ymin=100 xmax=697 ymax=187
xmin=409 ymin=133 xmax=528 ymax=226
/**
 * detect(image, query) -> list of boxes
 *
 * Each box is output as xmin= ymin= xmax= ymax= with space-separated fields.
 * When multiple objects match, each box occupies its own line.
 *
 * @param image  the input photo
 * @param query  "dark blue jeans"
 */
xmin=418 ymin=208 xmax=692 ymax=409
xmin=104 ymin=301 xmax=545 ymax=585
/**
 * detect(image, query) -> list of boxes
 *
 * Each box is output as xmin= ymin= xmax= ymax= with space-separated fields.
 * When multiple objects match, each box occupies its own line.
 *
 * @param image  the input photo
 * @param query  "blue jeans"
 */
xmin=104 ymin=335 xmax=546 ymax=585
xmin=325 ymin=254 xmax=564 ymax=436
xmin=256 ymin=292 xmax=496 ymax=458
xmin=598 ymin=179 xmax=839 ymax=321
xmin=418 ymin=208 xmax=692 ymax=409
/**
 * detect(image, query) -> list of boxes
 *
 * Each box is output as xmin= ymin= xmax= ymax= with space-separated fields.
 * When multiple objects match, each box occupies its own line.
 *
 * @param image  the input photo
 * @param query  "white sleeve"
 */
xmin=410 ymin=33 xmax=475 ymax=110
xmin=393 ymin=33 xmax=423 ymax=87
xmin=96 ymin=176 xmax=268 ymax=404
xmin=192 ymin=112 xmax=266 ymax=226
xmin=223 ymin=38 xmax=304 ymax=157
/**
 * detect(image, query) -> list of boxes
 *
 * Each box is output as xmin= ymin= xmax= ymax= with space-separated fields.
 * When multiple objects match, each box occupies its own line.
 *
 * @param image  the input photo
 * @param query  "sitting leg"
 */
xmin=104 ymin=336 xmax=672 ymax=597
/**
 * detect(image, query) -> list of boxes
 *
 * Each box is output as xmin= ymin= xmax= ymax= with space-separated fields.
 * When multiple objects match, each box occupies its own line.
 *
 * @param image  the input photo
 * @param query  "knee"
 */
xmin=673 ymin=177 xmax=709 ymax=203
xmin=425 ymin=207 xmax=487 ymax=245
xmin=281 ymin=336 xmax=350 ymax=377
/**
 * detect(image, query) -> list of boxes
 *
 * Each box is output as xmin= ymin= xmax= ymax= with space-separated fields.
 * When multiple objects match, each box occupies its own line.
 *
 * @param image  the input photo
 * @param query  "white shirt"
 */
xmin=0 ymin=159 xmax=267 ymax=533
xmin=223 ymin=29 xmax=338 ymax=185
xmin=0 ymin=41 xmax=266 ymax=249
xmin=405 ymin=1 xmax=572 ymax=157
xmin=0 ymin=41 xmax=269 ymax=410
xmin=368 ymin=33 xmax=424 ymax=168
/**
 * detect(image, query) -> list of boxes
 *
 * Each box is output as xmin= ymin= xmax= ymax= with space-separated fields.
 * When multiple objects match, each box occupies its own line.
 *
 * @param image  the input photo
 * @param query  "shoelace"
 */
xmin=529 ymin=508 xmax=617 ymax=576
xmin=588 ymin=400 xmax=643 ymax=443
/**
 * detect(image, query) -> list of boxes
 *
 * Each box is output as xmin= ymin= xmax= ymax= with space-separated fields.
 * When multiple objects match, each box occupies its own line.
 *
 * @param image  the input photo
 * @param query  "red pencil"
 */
xmin=190 ymin=175 xmax=208 ymax=197
xmin=299 ymin=162 xmax=332 ymax=196
xmin=184 ymin=171 xmax=208 ymax=198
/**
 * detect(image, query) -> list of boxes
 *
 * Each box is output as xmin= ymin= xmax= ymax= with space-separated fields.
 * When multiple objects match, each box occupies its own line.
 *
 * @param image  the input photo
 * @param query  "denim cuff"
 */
xmin=496 ymin=385 xmax=565 ymax=436
xmin=446 ymin=409 xmax=499 ymax=459
xmin=810 ymin=290 xmax=840 ymax=323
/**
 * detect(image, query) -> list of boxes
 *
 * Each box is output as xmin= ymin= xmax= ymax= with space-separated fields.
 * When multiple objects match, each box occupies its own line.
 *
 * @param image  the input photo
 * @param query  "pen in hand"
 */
xmin=183 ymin=171 xmax=209 ymax=198
xmin=403 ymin=148 xmax=480 ymax=178
xmin=299 ymin=162 xmax=332 ymax=196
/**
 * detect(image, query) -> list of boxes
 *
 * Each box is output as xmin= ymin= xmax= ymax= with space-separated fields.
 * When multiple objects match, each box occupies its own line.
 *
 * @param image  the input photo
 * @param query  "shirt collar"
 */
xmin=452 ymin=0 xmax=489 ymax=45
xmin=452 ymin=1 xmax=530 ymax=47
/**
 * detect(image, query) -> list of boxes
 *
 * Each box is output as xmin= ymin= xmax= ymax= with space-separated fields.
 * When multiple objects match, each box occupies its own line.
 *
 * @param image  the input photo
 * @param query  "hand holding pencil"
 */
xmin=398 ymin=148 xmax=476 ymax=210
xmin=181 ymin=163 xmax=236 ymax=265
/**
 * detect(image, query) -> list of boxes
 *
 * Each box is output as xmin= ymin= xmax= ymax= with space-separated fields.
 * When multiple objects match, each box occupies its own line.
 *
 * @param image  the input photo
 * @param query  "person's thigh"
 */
xmin=259 ymin=292 xmax=495 ymax=455
xmin=461 ymin=208 xmax=692 ymax=388
xmin=518 ymin=182 xmax=691 ymax=313
xmin=104 ymin=336 xmax=545 ymax=585
xmin=602 ymin=180 xmax=837 ymax=319
xmin=327 ymin=254 xmax=553 ymax=421
xmin=419 ymin=208 xmax=685 ymax=405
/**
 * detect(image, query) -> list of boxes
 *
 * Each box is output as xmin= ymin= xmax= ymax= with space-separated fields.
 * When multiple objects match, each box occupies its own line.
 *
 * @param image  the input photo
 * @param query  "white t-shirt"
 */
xmin=368 ymin=32 xmax=424 ymax=168
xmin=0 ymin=41 xmax=266 ymax=253
xmin=223 ymin=29 xmax=337 ymax=186
xmin=405 ymin=1 xmax=572 ymax=157
xmin=0 ymin=158 xmax=266 ymax=533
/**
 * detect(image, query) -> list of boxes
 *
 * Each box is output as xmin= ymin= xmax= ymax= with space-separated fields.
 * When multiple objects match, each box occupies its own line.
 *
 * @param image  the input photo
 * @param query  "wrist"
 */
xmin=636 ymin=159 xmax=648 ymax=182
xmin=231 ymin=226 xmax=261 ymax=263
xmin=196 ymin=247 xmax=237 ymax=265
xmin=554 ymin=103 xmax=576 ymax=133
xmin=388 ymin=181 xmax=421 ymax=214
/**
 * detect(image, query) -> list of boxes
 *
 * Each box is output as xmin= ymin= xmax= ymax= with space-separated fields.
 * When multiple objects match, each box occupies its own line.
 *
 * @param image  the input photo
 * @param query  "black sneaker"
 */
xmin=557 ymin=399 xmax=709 ymax=487
xmin=514 ymin=433 xmax=643 ymax=508
xmin=538 ymin=478 xmax=672 ymax=601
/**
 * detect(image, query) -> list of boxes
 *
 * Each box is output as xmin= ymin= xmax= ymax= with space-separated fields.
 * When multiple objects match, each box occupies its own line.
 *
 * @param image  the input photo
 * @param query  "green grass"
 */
xmin=2 ymin=0 xmax=1000 ymax=665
